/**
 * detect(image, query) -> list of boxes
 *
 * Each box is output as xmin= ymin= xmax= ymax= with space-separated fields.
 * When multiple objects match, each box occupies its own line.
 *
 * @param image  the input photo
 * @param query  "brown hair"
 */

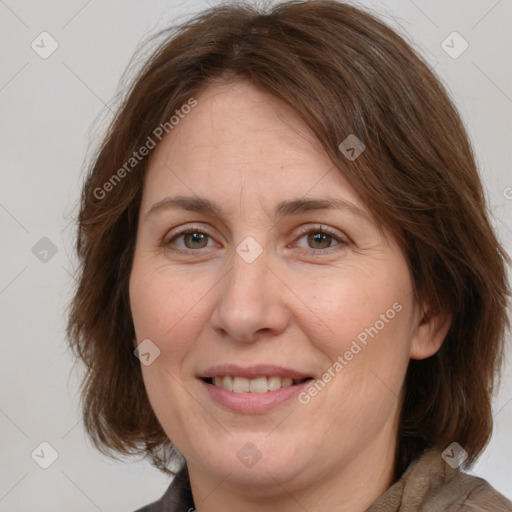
xmin=66 ymin=0 xmax=511 ymax=479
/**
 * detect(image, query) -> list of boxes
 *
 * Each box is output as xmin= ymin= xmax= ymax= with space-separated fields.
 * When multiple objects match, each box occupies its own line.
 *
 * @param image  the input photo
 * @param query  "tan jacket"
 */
xmin=367 ymin=449 xmax=512 ymax=511
xmin=135 ymin=449 xmax=512 ymax=511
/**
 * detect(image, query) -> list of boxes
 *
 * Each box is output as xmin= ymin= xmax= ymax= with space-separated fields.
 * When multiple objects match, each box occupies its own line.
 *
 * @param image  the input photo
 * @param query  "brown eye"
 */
xmin=181 ymin=231 xmax=209 ymax=249
xmin=294 ymin=225 xmax=347 ymax=253
xmin=165 ymin=228 xmax=214 ymax=252
xmin=306 ymin=232 xmax=335 ymax=249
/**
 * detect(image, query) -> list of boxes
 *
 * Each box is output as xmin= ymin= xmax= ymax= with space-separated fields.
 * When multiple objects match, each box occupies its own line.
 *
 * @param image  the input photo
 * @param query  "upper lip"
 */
xmin=197 ymin=364 xmax=313 ymax=380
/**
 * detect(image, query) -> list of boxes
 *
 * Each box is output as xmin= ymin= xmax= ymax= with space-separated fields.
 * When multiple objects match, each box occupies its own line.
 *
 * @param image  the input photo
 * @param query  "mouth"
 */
xmin=201 ymin=375 xmax=313 ymax=393
xmin=197 ymin=364 xmax=315 ymax=412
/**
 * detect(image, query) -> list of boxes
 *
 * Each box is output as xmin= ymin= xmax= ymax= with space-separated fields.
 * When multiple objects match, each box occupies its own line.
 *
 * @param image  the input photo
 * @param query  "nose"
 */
xmin=210 ymin=245 xmax=290 ymax=344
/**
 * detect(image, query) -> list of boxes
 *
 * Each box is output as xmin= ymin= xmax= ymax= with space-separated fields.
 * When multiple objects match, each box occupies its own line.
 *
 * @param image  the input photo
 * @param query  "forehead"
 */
xmin=142 ymin=81 xmax=365 ymax=214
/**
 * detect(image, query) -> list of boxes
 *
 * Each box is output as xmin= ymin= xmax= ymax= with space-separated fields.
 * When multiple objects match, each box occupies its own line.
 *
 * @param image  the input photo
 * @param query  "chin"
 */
xmin=199 ymin=437 xmax=311 ymax=490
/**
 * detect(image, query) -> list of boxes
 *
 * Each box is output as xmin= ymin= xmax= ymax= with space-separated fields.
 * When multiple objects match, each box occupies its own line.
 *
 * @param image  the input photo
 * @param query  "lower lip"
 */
xmin=200 ymin=379 xmax=312 ymax=414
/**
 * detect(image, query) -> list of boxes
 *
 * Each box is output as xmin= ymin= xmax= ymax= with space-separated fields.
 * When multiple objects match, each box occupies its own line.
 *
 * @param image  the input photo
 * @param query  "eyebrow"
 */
xmin=145 ymin=195 xmax=370 ymax=222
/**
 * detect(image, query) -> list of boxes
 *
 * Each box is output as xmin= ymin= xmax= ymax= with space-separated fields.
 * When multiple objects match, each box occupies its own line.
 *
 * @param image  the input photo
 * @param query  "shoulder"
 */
xmin=368 ymin=449 xmax=512 ymax=511
xmin=132 ymin=465 xmax=194 ymax=512
xmin=451 ymin=473 xmax=512 ymax=511
xmin=425 ymin=450 xmax=512 ymax=511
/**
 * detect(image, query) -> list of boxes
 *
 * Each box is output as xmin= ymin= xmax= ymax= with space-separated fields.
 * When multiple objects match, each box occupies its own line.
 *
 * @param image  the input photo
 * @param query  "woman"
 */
xmin=66 ymin=1 xmax=512 ymax=510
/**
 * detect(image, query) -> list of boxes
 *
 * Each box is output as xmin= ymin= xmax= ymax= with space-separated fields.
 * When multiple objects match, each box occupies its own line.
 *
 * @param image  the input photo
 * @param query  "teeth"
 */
xmin=249 ymin=377 xmax=268 ymax=393
xmin=268 ymin=376 xmax=284 ymax=391
xmin=211 ymin=376 xmax=297 ymax=392
xmin=233 ymin=376 xmax=250 ymax=392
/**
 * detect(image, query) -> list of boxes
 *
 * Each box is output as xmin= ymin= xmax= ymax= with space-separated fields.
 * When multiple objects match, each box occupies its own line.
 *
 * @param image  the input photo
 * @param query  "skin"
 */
xmin=129 ymin=80 xmax=451 ymax=512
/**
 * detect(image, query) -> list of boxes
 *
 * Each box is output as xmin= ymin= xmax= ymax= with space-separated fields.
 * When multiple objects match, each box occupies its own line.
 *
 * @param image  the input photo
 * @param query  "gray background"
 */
xmin=1 ymin=0 xmax=511 ymax=510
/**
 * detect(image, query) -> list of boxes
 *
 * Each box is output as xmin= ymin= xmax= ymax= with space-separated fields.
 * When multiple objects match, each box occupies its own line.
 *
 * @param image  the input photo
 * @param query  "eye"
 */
xmin=164 ymin=226 xmax=216 ymax=252
xmin=162 ymin=224 xmax=348 ymax=255
xmin=293 ymin=225 xmax=347 ymax=252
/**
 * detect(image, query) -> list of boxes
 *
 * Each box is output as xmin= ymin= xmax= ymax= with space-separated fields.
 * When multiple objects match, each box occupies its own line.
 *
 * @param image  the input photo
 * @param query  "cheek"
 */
xmin=129 ymin=261 xmax=213 ymax=361
xmin=298 ymin=263 xmax=415 ymax=417
xmin=302 ymin=268 xmax=411 ymax=356
xmin=129 ymin=265 xmax=206 ymax=440
xmin=129 ymin=273 xmax=170 ymax=343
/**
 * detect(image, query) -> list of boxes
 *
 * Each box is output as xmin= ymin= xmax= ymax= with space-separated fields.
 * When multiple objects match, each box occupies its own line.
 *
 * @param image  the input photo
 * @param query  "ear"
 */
xmin=410 ymin=304 xmax=452 ymax=360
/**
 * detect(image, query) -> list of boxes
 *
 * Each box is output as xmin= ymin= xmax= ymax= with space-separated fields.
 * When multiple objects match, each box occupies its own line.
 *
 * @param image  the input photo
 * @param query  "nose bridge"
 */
xmin=211 ymin=239 xmax=288 ymax=342
xmin=225 ymin=243 xmax=270 ymax=317
xmin=226 ymin=204 xmax=271 ymax=300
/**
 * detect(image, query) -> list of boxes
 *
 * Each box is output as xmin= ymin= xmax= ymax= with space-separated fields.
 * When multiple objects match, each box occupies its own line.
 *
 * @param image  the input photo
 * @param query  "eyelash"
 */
xmin=163 ymin=224 xmax=347 ymax=256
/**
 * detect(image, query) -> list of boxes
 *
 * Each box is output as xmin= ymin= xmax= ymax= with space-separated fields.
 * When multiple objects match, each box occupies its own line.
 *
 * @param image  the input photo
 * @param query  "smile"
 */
xmin=204 ymin=376 xmax=311 ymax=393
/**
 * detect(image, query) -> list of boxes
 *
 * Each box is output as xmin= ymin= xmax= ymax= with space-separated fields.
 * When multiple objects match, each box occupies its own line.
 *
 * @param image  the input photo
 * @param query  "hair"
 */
xmin=66 ymin=0 xmax=511 ymax=479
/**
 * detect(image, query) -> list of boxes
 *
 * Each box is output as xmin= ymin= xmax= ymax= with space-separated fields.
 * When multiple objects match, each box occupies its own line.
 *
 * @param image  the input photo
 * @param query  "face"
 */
xmin=129 ymin=81 xmax=437 ymax=495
